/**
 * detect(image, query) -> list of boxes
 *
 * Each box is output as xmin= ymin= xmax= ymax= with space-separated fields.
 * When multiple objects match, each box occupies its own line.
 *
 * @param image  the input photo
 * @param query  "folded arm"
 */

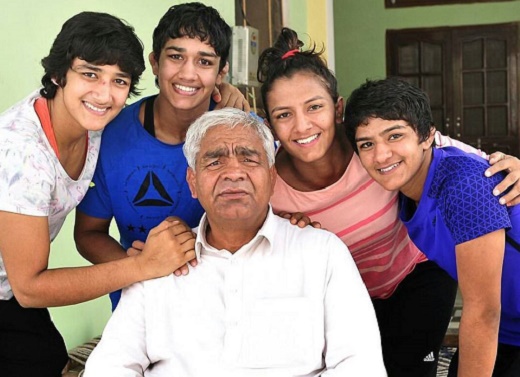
xmin=0 ymin=211 xmax=195 ymax=308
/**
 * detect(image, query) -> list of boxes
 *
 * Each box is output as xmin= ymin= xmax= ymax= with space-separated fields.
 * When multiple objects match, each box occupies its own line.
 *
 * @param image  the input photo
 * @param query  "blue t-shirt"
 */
xmin=77 ymin=96 xmax=205 ymax=309
xmin=400 ymin=147 xmax=520 ymax=346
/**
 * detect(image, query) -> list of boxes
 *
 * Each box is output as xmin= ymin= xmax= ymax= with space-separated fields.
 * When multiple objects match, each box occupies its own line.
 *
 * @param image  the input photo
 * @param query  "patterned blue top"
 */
xmin=400 ymin=147 xmax=520 ymax=346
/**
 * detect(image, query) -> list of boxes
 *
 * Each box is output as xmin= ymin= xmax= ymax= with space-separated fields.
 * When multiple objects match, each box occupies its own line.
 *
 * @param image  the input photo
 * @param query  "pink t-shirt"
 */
xmin=271 ymin=133 xmax=485 ymax=299
xmin=271 ymin=152 xmax=426 ymax=299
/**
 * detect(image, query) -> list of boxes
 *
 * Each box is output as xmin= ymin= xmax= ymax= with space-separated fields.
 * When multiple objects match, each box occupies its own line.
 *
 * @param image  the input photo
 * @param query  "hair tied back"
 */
xmin=281 ymin=48 xmax=299 ymax=60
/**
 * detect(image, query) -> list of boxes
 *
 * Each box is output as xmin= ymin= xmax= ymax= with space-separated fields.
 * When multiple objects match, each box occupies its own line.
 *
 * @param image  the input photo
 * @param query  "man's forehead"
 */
xmin=203 ymin=125 xmax=259 ymax=143
xmin=199 ymin=126 xmax=263 ymax=153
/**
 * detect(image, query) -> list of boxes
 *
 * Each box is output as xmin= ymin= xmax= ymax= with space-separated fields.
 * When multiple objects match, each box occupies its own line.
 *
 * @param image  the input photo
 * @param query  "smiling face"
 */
xmin=187 ymin=125 xmax=276 ymax=227
xmin=150 ymin=36 xmax=225 ymax=114
xmin=51 ymin=58 xmax=131 ymax=134
xmin=266 ymin=71 xmax=343 ymax=164
xmin=355 ymin=117 xmax=435 ymax=201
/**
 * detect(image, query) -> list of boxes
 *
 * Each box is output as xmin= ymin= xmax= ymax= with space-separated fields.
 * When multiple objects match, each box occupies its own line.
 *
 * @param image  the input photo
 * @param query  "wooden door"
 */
xmin=387 ymin=23 xmax=519 ymax=156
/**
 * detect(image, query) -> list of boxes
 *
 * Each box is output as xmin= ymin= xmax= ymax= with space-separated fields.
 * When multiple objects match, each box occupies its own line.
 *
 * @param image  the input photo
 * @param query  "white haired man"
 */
xmin=85 ymin=108 xmax=387 ymax=376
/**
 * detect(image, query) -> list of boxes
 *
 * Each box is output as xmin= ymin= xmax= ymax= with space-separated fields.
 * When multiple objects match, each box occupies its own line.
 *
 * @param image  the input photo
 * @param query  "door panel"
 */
xmin=453 ymin=24 xmax=518 ymax=155
xmin=387 ymin=29 xmax=451 ymax=136
xmin=387 ymin=23 xmax=519 ymax=156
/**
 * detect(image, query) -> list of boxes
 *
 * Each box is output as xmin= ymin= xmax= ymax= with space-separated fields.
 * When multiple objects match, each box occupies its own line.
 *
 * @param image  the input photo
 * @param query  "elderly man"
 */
xmin=84 ymin=108 xmax=386 ymax=376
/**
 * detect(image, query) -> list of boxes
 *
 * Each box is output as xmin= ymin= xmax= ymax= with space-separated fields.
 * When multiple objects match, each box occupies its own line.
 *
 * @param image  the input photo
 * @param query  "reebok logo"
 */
xmin=423 ymin=351 xmax=435 ymax=362
xmin=133 ymin=171 xmax=174 ymax=207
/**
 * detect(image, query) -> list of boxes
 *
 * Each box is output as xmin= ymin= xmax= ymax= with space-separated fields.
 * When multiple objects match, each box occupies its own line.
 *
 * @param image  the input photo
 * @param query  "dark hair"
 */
xmin=40 ymin=11 xmax=145 ymax=99
xmin=152 ymin=2 xmax=231 ymax=71
xmin=257 ymin=27 xmax=339 ymax=121
xmin=344 ymin=77 xmax=435 ymax=151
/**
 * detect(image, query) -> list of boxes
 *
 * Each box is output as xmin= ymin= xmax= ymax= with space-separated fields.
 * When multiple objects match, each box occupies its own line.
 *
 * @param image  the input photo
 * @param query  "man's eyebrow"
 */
xmin=202 ymin=146 xmax=261 ymax=159
xmin=202 ymin=147 xmax=228 ymax=159
xmin=235 ymin=146 xmax=260 ymax=157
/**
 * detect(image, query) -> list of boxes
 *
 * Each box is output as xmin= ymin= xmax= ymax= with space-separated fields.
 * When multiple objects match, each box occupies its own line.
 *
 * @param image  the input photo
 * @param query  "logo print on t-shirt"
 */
xmin=133 ymin=171 xmax=174 ymax=207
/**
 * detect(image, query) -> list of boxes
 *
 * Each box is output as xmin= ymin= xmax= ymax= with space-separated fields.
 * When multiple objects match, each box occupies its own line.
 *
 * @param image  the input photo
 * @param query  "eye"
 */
xmin=204 ymin=159 xmax=223 ymax=170
xmin=389 ymin=133 xmax=402 ymax=141
xmin=82 ymin=72 xmax=97 ymax=79
xmin=309 ymin=104 xmax=323 ymax=111
xmin=168 ymin=54 xmax=183 ymax=61
xmin=357 ymin=141 xmax=373 ymax=150
xmin=242 ymin=157 xmax=259 ymax=165
xmin=275 ymin=112 xmax=291 ymax=120
xmin=199 ymin=58 xmax=213 ymax=66
xmin=114 ymin=78 xmax=130 ymax=87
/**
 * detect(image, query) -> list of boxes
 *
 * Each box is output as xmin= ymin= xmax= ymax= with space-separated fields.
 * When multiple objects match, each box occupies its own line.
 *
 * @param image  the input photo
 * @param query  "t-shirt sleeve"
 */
xmin=438 ymin=157 xmax=511 ymax=245
xmin=434 ymin=131 xmax=488 ymax=159
xmin=76 ymin=154 xmax=113 ymax=219
xmin=0 ymin=141 xmax=54 ymax=217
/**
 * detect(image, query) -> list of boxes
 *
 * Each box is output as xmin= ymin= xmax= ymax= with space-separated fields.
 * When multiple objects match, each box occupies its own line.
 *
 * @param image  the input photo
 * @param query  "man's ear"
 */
xmin=149 ymin=52 xmax=159 ymax=76
xmin=186 ymin=168 xmax=198 ymax=199
xmin=216 ymin=61 xmax=229 ymax=86
xmin=335 ymin=97 xmax=345 ymax=124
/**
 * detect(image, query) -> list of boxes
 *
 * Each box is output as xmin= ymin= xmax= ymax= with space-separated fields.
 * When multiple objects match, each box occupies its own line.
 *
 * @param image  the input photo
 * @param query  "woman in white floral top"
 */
xmin=0 ymin=12 xmax=198 ymax=376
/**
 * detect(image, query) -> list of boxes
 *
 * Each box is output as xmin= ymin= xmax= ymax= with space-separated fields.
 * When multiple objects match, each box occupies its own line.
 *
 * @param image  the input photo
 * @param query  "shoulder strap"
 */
xmin=143 ymin=96 xmax=156 ymax=137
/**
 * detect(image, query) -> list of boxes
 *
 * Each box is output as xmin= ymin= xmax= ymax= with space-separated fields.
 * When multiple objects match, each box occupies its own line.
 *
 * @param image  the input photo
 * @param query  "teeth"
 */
xmin=84 ymin=102 xmax=107 ymax=113
xmin=175 ymin=84 xmax=197 ymax=92
xmin=379 ymin=163 xmax=399 ymax=173
xmin=296 ymin=134 xmax=319 ymax=144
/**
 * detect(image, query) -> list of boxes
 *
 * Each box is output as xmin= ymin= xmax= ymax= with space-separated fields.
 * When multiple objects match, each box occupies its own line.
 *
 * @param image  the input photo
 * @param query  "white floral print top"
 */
xmin=0 ymin=90 xmax=101 ymax=300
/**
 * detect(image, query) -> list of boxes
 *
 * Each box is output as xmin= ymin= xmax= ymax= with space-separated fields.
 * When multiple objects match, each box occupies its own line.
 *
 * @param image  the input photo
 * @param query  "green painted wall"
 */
xmin=286 ymin=0 xmax=308 ymax=35
xmin=333 ymin=0 xmax=520 ymax=98
xmin=0 ymin=0 xmax=234 ymax=351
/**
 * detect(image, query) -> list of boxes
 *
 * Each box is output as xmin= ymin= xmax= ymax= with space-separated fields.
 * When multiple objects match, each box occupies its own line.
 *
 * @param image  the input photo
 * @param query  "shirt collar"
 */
xmin=194 ymin=205 xmax=277 ymax=260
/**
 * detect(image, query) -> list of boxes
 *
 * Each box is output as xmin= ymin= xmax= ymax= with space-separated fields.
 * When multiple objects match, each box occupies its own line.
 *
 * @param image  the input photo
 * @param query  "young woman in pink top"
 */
xmin=257 ymin=28 xmax=520 ymax=377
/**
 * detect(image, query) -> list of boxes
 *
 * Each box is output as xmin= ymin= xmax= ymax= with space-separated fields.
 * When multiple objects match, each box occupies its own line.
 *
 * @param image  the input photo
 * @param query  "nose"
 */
xmin=178 ymin=60 xmax=197 ymax=80
xmin=222 ymin=157 xmax=246 ymax=181
xmin=294 ymin=111 xmax=312 ymax=133
xmin=92 ymin=79 xmax=110 ymax=103
xmin=373 ymin=142 xmax=392 ymax=163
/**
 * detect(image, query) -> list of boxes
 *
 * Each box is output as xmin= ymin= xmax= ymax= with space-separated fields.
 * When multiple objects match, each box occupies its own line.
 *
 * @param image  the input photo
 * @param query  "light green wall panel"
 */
xmin=333 ymin=0 xmax=520 ymax=98
xmin=286 ymin=0 xmax=308 ymax=35
xmin=0 ymin=0 xmax=234 ymax=351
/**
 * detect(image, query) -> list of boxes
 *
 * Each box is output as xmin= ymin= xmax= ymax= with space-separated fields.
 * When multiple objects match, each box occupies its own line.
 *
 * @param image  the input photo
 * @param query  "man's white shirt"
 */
xmin=85 ymin=208 xmax=386 ymax=377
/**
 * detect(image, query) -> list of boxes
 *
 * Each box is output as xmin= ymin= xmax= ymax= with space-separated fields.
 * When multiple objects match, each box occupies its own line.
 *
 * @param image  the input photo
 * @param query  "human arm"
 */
xmin=0 ymin=211 xmax=195 ymax=308
xmin=128 ymin=243 xmax=197 ymax=278
xmin=212 ymin=82 xmax=250 ymax=111
xmin=321 ymin=236 xmax=387 ymax=376
xmin=455 ymin=230 xmax=504 ymax=377
xmin=435 ymin=131 xmax=520 ymax=205
xmin=485 ymin=152 xmax=520 ymax=206
xmin=276 ymin=211 xmax=322 ymax=228
xmin=74 ymin=211 xmax=127 ymax=264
